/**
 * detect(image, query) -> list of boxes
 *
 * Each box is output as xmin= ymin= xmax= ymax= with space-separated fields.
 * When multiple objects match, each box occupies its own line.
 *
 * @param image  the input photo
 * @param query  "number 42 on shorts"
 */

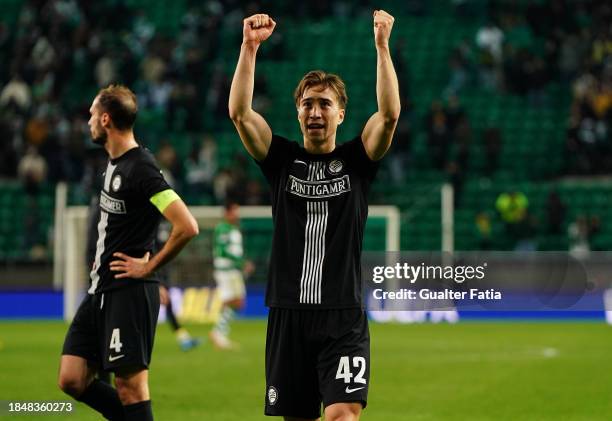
xmin=335 ymin=356 xmax=366 ymax=384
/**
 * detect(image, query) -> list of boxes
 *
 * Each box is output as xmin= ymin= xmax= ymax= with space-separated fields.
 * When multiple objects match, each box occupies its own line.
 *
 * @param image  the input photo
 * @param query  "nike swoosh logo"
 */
xmin=345 ymin=386 xmax=365 ymax=394
xmin=108 ymin=354 xmax=125 ymax=362
xmin=293 ymin=159 xmax=307 ymax=166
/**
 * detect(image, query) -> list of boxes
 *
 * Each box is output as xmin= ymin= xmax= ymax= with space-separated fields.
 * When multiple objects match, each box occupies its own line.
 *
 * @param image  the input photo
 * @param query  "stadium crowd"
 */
xmin=0 ymin=0 xmax=611 ymax=257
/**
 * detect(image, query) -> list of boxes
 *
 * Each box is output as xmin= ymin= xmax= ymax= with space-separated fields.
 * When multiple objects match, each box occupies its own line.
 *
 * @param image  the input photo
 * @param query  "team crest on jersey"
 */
xmin=327 ymin=159 xmax=344 ymax=175
xmin=111 ymin=174 xmax=122 ymax=192
xmin=267 ymin=386 xmax=278 ymax=405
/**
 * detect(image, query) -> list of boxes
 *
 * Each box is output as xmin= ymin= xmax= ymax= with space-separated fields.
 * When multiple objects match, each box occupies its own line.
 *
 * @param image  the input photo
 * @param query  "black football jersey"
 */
xmin=88 ymin=146 xmax=170 ymax=294
xmin=257 ymin=134 xmax=379 ymax=309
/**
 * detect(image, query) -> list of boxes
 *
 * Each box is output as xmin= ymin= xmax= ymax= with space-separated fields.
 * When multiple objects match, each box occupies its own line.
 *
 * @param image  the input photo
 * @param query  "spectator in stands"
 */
xmin=545 ymin=190 xmax=566 ymax=235
xmin=64 ymin=115 xmax=89 ymax=182
xmin=445 ymin=94 xmax=466 ymax=135
xmin=167 ymin=79 xmax=199 ymax=132
xmin=495 ymin=190 xmax=531 ymax=249
xmin=451 ymin=0 xmax=470 ymax=18
xmin=446 ymin=161 xmax=464 ymax=207
xmin=483 ymin=127 xmax=501 ymax=176
xmin=0 ymin=72 xmax=31 ymax=113
xmin=252 ymin=74 xmax=272 ymax=115
xmin=515 ymin=212 xmax=538 ymax=251
xmin=591 ymin=27 xmax=612 ymax=67
xmin=524 ymin=54 xmax=549 ymax=105
xmin=18 ymin=145 xmax=47 ymax=256
xmin=386 ymin=94 xmax=413 ymax=183
xmin=245 ymin=180 xmax=266 ymax=206
xmin=444 ymin=42 xmax=473 ymax=97
xmin=474 ymin=211 xmax=492 ymax=250
xmin=208 ymin=64 xmax=233 ymax=127
xmin=425 ymin=100 xmax=450 ymax=170
xmin=94 ymin=52 xmax=117 ymax=88
xmin=18 ymin=146 xmax=47 ymax=195
xmin=131 ymin=9 xmax=156 ymax=53
xmin=558 ymin=32 xmax=588 ymax=82
xmin=568 ymin=214 xmax=594 ymax=259
xmin=564 ymin=63 xmax=611 ymax=174
xmin=211 ymin=150 xmax=252 ymax=205
xmin=156 ymin=140 xmax=181 ymax=189
xmin=213 ymin=168 xmax=236 ymax=204
xmin=185 ymin=135 xmax=217 ymax=199
xmin=495 ymin=191 xmax=528 ymax=226
xmin=475 ymin=18 xmax=504 ymax=91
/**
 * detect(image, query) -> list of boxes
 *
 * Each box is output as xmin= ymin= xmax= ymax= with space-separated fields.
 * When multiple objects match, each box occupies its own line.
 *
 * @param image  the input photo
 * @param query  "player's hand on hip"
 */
xmin=373 ymin=9 xmax=394 ymax=48
xmin=243 ymin=14 xmax=276 ymax=46
xmin=110 ymin=251 xmax=152 ymax=279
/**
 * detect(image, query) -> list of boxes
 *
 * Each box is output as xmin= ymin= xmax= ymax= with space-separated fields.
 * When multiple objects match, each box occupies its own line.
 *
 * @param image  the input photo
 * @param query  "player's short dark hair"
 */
xmin=224 ymin=199 xmax=239 ymax=211
xmin=96 ymin=84 xmax=138 ymax=131
xmin=294 ymin=70 xmax=347 ymax=108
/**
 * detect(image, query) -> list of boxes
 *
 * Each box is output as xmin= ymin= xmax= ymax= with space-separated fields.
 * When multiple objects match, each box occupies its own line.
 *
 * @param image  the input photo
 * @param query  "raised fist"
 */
xmin=373 ymin=10 xmax=394 ymax=48
xmin=243 ymin=14 xmax=276 ymax=45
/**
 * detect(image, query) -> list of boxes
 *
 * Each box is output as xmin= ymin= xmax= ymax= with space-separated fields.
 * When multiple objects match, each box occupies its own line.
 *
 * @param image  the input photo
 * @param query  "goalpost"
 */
xmin=56 ymin=201 xmax=401 ymax=321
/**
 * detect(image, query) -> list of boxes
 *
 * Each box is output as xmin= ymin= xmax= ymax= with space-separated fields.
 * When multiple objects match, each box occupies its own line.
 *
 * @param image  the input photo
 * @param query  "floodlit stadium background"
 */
xmin=1 ymin=0 xmax=612 ymax=419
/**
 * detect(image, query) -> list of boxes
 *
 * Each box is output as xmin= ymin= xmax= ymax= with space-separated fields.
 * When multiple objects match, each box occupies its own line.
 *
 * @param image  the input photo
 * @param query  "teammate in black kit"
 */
xmin=229 ymin=11 xmax=400 ymax=421
xmin=58 ymin=85 xmax=199 ymax=421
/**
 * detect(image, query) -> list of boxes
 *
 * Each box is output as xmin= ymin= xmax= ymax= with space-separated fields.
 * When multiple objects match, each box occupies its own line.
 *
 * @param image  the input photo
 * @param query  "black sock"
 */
xmin=166 ymin=300 xmax=180 ymax=332
xmin=77 ymin=379 xmax=124 ymax=421
xmin=123 ymin=400 xmax=153 ymax=421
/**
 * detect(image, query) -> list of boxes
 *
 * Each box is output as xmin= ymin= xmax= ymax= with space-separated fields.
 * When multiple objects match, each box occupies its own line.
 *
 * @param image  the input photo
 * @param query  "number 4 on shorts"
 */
xmin=335 ymin=356 xmax=367 ymax=384
xmin=110 ymin=328 xmax=123 ymax=353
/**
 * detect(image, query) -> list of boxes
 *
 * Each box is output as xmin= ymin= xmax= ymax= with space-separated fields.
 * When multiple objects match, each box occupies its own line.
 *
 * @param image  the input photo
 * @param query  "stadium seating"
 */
xmin=1 ymin=0 xmax=610 ymax=262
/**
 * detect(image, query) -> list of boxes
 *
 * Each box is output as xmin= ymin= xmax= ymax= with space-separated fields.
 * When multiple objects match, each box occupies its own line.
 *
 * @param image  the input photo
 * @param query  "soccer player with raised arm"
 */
xmin=58 ymin=85 xmax=199 ymax=421
xmin=228 ymin=11 xmax=400 ymax=421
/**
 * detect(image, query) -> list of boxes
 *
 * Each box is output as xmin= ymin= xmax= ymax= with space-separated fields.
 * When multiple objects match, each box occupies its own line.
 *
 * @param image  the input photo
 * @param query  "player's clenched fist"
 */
xmin=243 ymin=14 xmax=276 ymax=46
xmin=373 ymin=10 xmax=394 ymax=48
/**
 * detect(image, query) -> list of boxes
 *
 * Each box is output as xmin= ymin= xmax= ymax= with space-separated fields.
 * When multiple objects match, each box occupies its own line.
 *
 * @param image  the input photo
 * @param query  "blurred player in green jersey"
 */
xmin=209 ymin=201 xmax=254 ymax=349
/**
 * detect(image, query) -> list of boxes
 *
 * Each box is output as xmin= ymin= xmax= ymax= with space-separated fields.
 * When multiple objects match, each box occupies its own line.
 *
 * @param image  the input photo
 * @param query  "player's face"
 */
xmin=88 ymin=97 xmax=107 ymax=145
xmin=297 ymin=86 xmax=345 ymax=145
xmin=226 ymin=204 xmax=239 ymax=224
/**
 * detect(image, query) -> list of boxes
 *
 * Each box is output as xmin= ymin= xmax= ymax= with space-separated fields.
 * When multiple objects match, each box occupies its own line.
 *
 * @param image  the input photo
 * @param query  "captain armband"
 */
xmin=150 ymin=189 xmax=180 ymax=213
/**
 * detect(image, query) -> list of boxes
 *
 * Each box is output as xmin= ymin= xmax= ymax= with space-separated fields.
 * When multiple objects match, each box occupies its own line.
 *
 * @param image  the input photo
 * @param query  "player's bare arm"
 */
xmin=228 ymin=13 xmax=276 ymax=161
xmin=361 ymin=10 xmax=401 ymax=161
xmin=110 ymin=198 xmax=198 ymax=279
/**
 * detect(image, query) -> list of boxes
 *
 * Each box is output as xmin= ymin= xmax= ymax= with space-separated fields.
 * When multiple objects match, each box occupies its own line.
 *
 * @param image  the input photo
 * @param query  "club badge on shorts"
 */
xmin=267 ymin=386 xmax=278 ymax=405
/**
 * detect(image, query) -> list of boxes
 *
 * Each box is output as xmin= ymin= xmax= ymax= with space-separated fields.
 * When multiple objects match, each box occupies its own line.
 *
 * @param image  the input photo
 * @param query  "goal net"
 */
xmin=57 ymin=205 xmax=400 ymax=321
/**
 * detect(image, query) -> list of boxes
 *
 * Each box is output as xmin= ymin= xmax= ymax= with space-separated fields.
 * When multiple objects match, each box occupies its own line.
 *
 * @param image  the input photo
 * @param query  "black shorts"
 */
xmin=62 ymin=282 xmax=160 ymax=372
xmin=265 ymin=308 xmax=370 ymax=418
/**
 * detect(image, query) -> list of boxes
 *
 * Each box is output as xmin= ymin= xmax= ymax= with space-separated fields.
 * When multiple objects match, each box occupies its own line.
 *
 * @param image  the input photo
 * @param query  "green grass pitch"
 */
xmin=1 ymin=320 xmax=612 ymax=420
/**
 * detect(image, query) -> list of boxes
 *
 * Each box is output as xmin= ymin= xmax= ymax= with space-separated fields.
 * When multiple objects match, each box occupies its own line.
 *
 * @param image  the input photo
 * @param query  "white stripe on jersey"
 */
xmin=88 ymin=162 xmax=116 ymax=294
xmin=299 ymin=162 xmax=329 ymax=304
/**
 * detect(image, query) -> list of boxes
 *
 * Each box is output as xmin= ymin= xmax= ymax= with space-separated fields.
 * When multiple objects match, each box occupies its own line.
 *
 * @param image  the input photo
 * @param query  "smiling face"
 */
xmin=297 ymin=85 xmax=345 ymax=149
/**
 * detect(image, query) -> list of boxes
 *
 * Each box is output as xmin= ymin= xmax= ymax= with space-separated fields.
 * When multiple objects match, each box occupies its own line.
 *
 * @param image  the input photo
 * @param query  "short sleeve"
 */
xmin=255 ymin=134 xmax=297 ymax=184
xmin=344 ymin=136 xmax=380 ymax=181
xmin=132 ymin=159 xmax=172 ymax=201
